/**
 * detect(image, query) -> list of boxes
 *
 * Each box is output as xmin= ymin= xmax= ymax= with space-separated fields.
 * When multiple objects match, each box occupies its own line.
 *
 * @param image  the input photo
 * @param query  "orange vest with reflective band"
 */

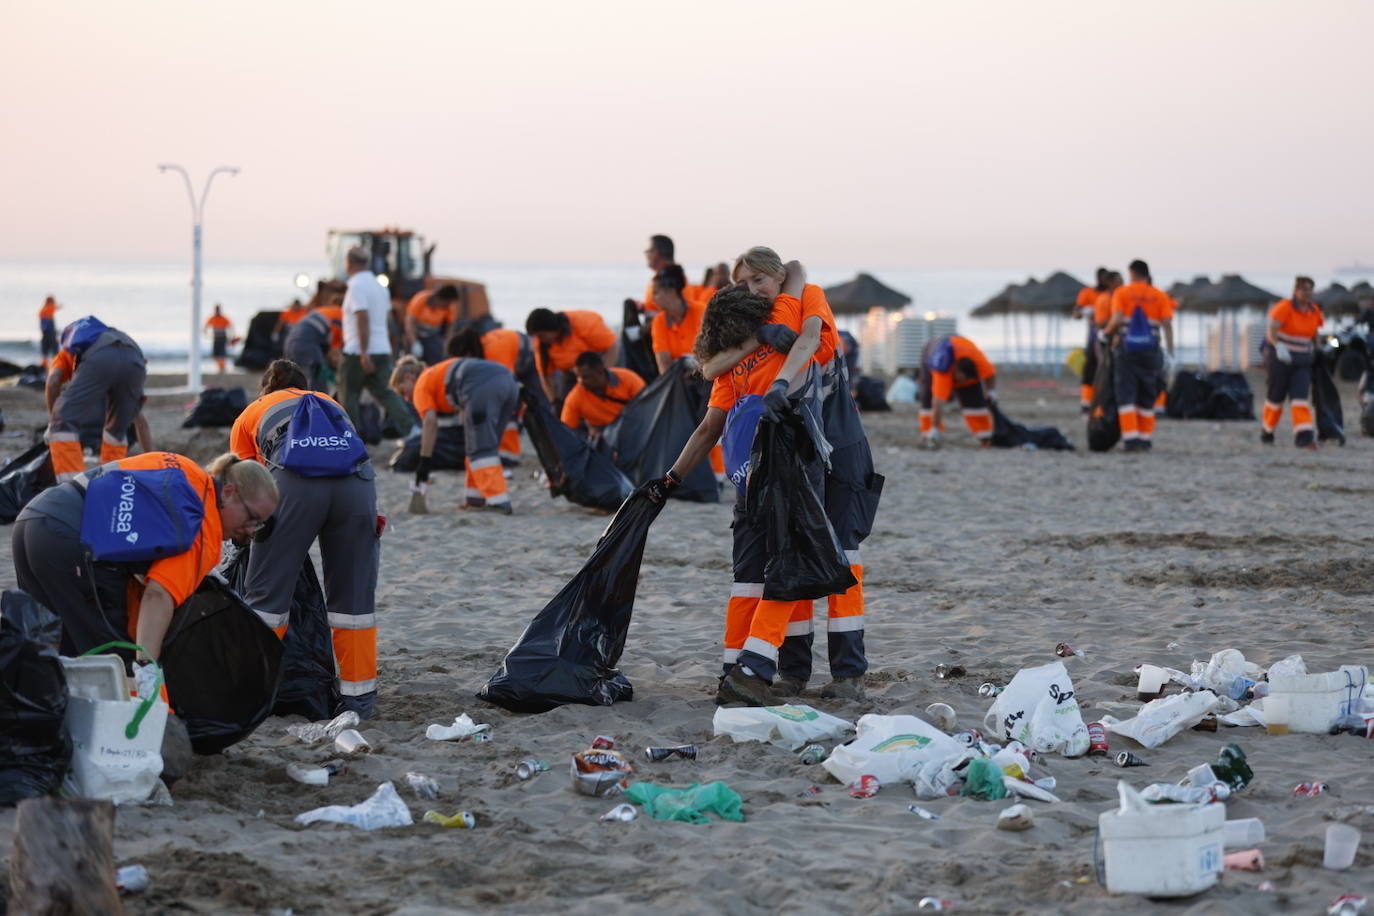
xmin=561 ymin=369 xmax=645 ymax=428
xmin=536 ymin=311 xmax=618 ymax=375
xmin=411 ymin=358 xmax=459 ymax=416
xmin=1111 ymin=282 xmax=1175 ymax=326
xmin=708 ymin=293 xmax=828 ymax=412
xmin=1269 ymin=299 xmax=1323 ymax=348
xmin=407 ymin=291 xmax=450 ymax=330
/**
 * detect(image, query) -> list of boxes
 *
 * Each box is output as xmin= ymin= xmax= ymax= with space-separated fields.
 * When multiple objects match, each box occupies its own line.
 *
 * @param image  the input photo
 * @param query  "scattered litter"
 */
xmin=1328 ymin=894 xmax=1367 ymax=915
xmin=515 ymin=759 xmax=549 ymax=780
xmin=405 ymin=772 xmax=439 ymax=800
xmin=1100 ymin=692 xmax=1219 ymax=749
xmin=821 ymin=714 xmax=963 ymax=786
xmin=1115 ymin=752 xmax=1148 ymax=768
xmin=1223 ymin=848 xmax=1264 ymax=871
xmin=643 ymin=745 xmax=697 ymax=762
xmin=798 ymin=744 xmax=827 ymax=766
xmin=1003 ymin=777 xmax=1061 ymax=804
xmin=713 ymin=705 xmax=854 ymax=750
xmin=1135 ymin=664 xmax=1168 ymax=700
xmin=996 ymin=803 xmax=1034 ymax=831
xmin=333 ymin=729 xmax=371 ymax=755
xmin=982 ymin=662 xmax=1090 ymax=756
xmin=591 ymin=735 xmax=615 ymax=750
xmin=1140 ymin=783 xmax=1230 ymax=804
xmin=1098 ymin=781 xmax=1225 ymax=897
xmin=286 ymin=711 xmax=359 ymax=745
xmin=1258 ymin=881 xmax=1279 ymax=892
xmin=423 ymin=810 xmax=476 ymax=829
xmin=849 ymin=775 xmax=881 ymax=798
xmin=570 ymin=749 xmax=632 ymax=797
xmin=1324 ymin=824 xmax=1361 ymax=871
xmin=925 ymin=703 xmax=957 ymax=732
xmin=1055 ymin=643 xmax=1084 ymax=659
xmin=917 ymin=897 xmax=953 ymax=910
xmin=599 ymin=803 xmax=637 ymax=822
xmin=623 ymin=781 xmax=744 ymax=824
xmin=296 ymin=782 xmax=413 ymax=830
xmin=959 ymin=758 xmax=1007 ymax=800
xmin=1086 ymin=722 xmax=1109 ymax=756
xmin=933 ymin=664 xmax=965 ymax=679
xmin=1295 ymin=781 xmax=1329 ymax=797
xmin=978 ymin=683 xmax=1002 ymax=697
xmin=286 ymin=763 xmax=329 ymax=786
xmin=908 ymin=805 xmax=940 ymax=820
xmin=115 ymin=865 xmax=149 ymax=894
xmin=425 ymin=714 xmax=492 ymax=742
xmin=1223 ymin=818 xmax=1265 ymax=847
xmin=796 ymin=786 xmax=823 ymax=798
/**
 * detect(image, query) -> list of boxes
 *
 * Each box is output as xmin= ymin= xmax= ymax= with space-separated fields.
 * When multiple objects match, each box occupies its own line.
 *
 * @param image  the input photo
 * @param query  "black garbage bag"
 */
xmin=1166 ymin=371 xmax=1211 ymax=419
xmin=1087 ymin=347 xmax=1120 ymax=452
xmin=601 ymin=359 xmax=718 ymax=502
xmin=478 ymin=492 xmax=664 ymax=713
xmin=748 ymin=414 xmax=857 ymax=602
xmin=389 ymin=424 xmax=466 ymax=472
xmin=1312 ymin=348 xmax=1345 ymax=444
xmin=989 ymin=404 xmax=1074 ymax=450
xmin=182 ymin=386 xmax=249 ymax=428
xmin=521 ymin=388 xmax=634 ymax=510
xmin=234 ymin=310 xmax=283 ymax=372
xmin=223 ymin=548 xmax=338 ymax=721
xmin=0 ymin=443 xmax=55 ymax=525
xmin=160 ymin=577 xmax=283 ymax=754
xmin=617 ymin=298 xmax=659 ymax=384
xmin=356 ymin=402 xmax=383 ymax=444
xmin=16 ymin=366 xmax=47 ymax=391
xmin=853 ymin=376 xmax=892 ymax=412
xmin=1203 ymin=372 xmax=1253 ymax=420
xmin=0 ymin=590 xmax=71 ymax=805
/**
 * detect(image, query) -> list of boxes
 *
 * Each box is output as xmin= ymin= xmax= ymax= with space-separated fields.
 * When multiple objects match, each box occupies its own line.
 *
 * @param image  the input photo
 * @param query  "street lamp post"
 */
xmin=158 ymin=164 xmax=239 ymax=394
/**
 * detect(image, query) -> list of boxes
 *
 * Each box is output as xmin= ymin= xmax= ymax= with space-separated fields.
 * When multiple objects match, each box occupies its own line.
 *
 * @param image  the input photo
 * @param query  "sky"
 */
xmin=3 ymin=0 xmax=1371 ymax=271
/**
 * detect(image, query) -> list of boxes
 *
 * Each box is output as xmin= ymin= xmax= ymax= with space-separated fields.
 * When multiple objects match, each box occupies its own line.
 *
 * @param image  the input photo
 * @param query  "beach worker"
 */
xmin=390 ymin=329 xmax=520 ymax=515
xmin=560 ymin=352 xmax=645 ymax=442
xmin=480 ymin=326 xmax=538 ymax=463
xmin=1261 ymin=276 xmax=1324 ymax=448
xmin=1102 ymin=259 xmax=1175 ymax=452
xmin=204 ymin=304 xmax=233 ymax=374
xmin=230 ymin=360 xmax=381 ymax=716
xmin=651 ymin=264 xmax=725 ymax=481
xmin=44 ymin=316 xmax=148 ymax=481
xmin=645 ymin=276 xmax=834 ymax=706
xmin=525 ymin=308 xmax=619 ymax=406
xmin=12 ymin=451 xmax=277 ymax=674
xmin=339 ymin=246 xmax=414 ymax=434
xmin=405 ymin=285 xmax=459 ymax=365
xmin=1076 ymin=269 xmax=1110 ymax=411
xmin=703 ymin=262 xmax=731 ymax=291
xmin=637 ymin=234 xmax=678 ymax=315
xmin=918 ymin=335 xmax=996 ymax=447
xmin=284 ymin=298 xmax=344 ymax=390
xmin=38 ymin=296 xmax=60 ymax=369
xmin=717 ymin=247 xmax=872 ymax=700
xmin=274 ymin=299 xmax=308 ymax=356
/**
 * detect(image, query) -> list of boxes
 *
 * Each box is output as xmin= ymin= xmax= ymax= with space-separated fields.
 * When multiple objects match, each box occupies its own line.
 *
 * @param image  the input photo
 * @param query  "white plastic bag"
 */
xmin=983 ymin=662 xmax=1089 ymax=757
xmin=822 ymin=714 xmax=965 ymax=786
xmin=713 ymin=704 xmax=853 ymax=750
xmin=886 ymin=375 xmax=918 ymax=405
xmin=1189 ymin=649 xmax=1259 ymax=694
xmin=1101 ymin=692 xmax=1219 ymax=748
xmin=425 ymin=713 xmax=491 ymax=742
xmin=1266 ymin=654 xmax=1306 ymax=678
xmin=295 ymin=781 xmax=413 ymax=830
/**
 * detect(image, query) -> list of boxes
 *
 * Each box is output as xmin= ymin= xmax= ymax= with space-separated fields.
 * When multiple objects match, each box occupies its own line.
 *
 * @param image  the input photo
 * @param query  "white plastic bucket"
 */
xmin=1099 ymin=803 xmax=1225 ymax=896
xmin=1266 ymin=665 xmax=1368 ymax=734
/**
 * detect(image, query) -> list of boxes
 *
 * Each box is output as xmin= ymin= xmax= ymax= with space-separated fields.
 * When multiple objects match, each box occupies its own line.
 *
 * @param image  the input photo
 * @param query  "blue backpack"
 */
xmin=721 ymin=395 xmax=767 ymax=496
xmin=276 ymin=395 xmax=369 ymax=477
xmin=1123 ymin=306 xmax=1158 ymax=354
xmin=60 ymin=316 xmax=109 ymax=357
xmin=80 ymin=467 xmax=205 ymax=563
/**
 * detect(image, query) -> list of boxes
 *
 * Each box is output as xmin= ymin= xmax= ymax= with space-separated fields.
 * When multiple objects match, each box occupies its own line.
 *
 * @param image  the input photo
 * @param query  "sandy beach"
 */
xmin=0 ymin=368 xmax=1370 ymax=915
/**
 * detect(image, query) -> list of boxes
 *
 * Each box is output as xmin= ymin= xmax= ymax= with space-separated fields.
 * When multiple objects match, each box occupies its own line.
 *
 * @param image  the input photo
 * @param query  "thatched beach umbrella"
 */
xmin=970 ymin=281 xmax=1025 ymax=318
xmin=1008 ymin=271 xmax=1085 ymax=312
xmin=1350 ymin=281 xmax=1374 ymax=307
xmin=822 ymin=272 xmax=912 ymax=316
xmin=1167 ymin=275 xmax=1213 ymax=308
xmin=1314 ymin=282 xmax=1359 ymax=314
xmin=1185 ymin=274 xmax=1278 ymax=315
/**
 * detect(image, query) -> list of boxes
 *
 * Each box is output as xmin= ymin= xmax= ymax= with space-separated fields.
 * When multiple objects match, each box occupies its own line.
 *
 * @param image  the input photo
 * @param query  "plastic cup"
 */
xmin=1135 ymin=664 xmax=1168 ymax=699
xmin=1265 ymin=695 xmax=1290 ymax=735
xmin=1323 ymin=823 xmax=1360 ymax=870
xmin=1223 ymin=818 xmax=1265 ymax=847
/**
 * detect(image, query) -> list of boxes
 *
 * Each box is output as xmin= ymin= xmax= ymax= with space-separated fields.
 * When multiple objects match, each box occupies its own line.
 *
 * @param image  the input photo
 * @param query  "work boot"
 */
xmin=717 ymin=667 xmax=775 ymax=707
xmin=1122 ymin=440 xmax=1144 ymax=453
xmin=771 ymin=674 xmax=806 ymax=698
xmin=820 ymin=677 xmax=866 ymax=700
xmin=1260 ymin=430 xmax=1275 ymax=445
xmin=488 ymin=503 xmax=514 ymax=516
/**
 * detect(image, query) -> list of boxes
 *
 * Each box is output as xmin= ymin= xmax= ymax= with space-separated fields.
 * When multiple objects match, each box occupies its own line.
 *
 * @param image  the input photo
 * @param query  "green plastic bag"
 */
xmin=959 ymin=758 xmax=1008 ymax=800
xmin=623 ymin=781 xmax=745 ymax=824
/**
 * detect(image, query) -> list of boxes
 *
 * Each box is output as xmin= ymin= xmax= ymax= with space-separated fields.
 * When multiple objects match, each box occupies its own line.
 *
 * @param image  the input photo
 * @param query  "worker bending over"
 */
xmin=45 ymin=316 xmax=148 ymax=481
xmin=919 ymin=335 xmax=997 ymax=447
xmin=561 ymin=352 xmax=645 ymax=443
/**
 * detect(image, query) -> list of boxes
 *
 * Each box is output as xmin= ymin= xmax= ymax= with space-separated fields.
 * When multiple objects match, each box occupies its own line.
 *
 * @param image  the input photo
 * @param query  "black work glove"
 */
xmin=470 ymin=409 xmax=486 ymax=425
xmin=756 ymin=323 xmax=799 ymax=354
xmin=638 ymin=469 xmax=681 ymax=504
xmin=415 ymin=455 xmax=433 ymax=486
xmin=761 ymin=379 xmax=791 ymax=422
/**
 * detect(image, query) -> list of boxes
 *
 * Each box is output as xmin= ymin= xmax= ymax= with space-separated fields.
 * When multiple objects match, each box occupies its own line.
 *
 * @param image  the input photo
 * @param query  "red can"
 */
xmin=848 ymin=774 xmax=881 ymax=798
xmin=1086 ymin=722 xmax=1109 ymax=756
xmin=1294 ymin=781 xmax=1328 ymax=797
xmin=796 ymin=785 xmax=823 ymax=797
xmin=591 ymin=735 xmax=615 ymax=750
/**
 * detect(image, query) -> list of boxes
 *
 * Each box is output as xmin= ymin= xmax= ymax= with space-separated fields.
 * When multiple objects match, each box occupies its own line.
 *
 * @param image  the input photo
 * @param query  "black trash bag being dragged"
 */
xmin=234 ymin=310 xmax=283 ymax=372
xmin=478 ymin=492 xmax=663 ymax=713
xmin=1087 ymin=347 xmax=1120 ymax=452
xmin=182 ymin=387 xmax=249 ymax=428
xmin=748 ymin=415 xmax=857 ymax=602
xmin=160 ymin=577 xmax=283 ymax=754
xmin=223 ymin=548 xmax=339 ymax=722
xmin=0 ymin=590 xmax=71 ymax=805
xmin=601 ymin=359 xmax=718 ymax=502
xmin=617 ymin=298 xmax=659 ymax=384
xmin=989 ymin=403 xmax=1075 ymax=450
xmin=853 ymin=376 xmax=892 ymax=412
xmin=521 ymin=387 xmax=634 ymax=511
xmin=389 ymin=424 xmax=466 ymax=472
xmin=0 ymin=443 xmax=55 ymax=524
xmin=1312 ymin=348 xmax=1346 ymax=445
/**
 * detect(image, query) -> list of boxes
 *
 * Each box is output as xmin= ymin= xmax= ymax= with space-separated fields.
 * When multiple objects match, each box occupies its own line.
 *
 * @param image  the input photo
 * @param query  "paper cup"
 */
xmin=1323 ymin=824 xmax=1360 ymax=871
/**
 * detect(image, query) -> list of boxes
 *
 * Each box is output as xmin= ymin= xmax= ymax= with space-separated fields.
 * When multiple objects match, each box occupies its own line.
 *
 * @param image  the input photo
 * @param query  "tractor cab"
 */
xmin=326 ymin=228 xmax=432 ymax=302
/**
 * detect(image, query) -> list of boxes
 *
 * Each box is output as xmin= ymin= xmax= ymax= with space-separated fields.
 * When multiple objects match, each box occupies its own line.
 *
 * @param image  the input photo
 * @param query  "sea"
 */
xmin=0 ymin=259 xmax=1326 ymax=375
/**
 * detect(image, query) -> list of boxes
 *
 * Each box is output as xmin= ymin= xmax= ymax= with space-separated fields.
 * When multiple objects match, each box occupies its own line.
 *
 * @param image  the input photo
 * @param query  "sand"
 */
xmin=0 ymin=367 xmax=1371 ymax=915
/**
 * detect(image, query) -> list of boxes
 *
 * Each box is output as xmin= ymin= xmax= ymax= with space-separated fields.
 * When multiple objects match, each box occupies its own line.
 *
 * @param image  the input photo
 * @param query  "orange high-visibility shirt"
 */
xmin=280 ymin=306 xmax=307 ymax=326
xmin=708 ymin=292 xmax=830 ymax=412
xmin=1111 ymin=282 xmax=1176 ymax=325
xmin=651 ymin=300 xmax=706 ymax=359
xmin=316 ymin=306 xmax=345 ymax=349
xmin=536 ymin=311 xmax=617 ymax=376
xmin=1093 ymin=290 xmax=1114 ymax=326
xmin=481 ymin=328 xmax=524 ymax=373
xmin=411 ymin=358 xmax=459 ymax=417
xmin=205 ymin=315 xmax=232 ymax=332
xmin=230 ymin=388 xmax=347 ymax=463
xmin=929 ymin=336 xmax=996 ymax=402
xmin=114 ymin=452 xmax=224 ymax=607
xmin=407 ymin=290 xmax=451 ymax=330
xmin=51 ymin=349 xmax=76 ymax=381
xmin=1076 ymin=287 xmax=1098 ymax=317
xmin=39 ymin=302 xmax=59 ymax=322
xmin=561 ymin=368 xmax=645 ymax=429
xmin=1269 ymin=299 xmax=1324 ymax=343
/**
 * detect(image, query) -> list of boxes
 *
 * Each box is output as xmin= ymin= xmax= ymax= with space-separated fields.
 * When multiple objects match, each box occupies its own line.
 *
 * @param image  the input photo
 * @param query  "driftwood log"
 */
xmin=7 ymin=796 xmax=121 ymax=916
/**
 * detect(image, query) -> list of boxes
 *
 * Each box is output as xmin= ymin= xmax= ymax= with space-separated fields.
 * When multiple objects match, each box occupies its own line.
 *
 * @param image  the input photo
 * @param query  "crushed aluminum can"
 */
xmin=1115 ymin=751 xmax=1149 ymax=768
xmin=115 ymin=865 xmax=149 ymax=894
xmin=1329 ymin=895 xmax=1368 ymax=916
xmin=423 ymin=810 xmax=476 ymax=829
xmin=917 ymin=898 xmax=953 ymax=911
xmin=796 ymin=785 xmax=823 ymax=797
xmin=515 ymin=759 xmax=549 ymax=780
xmin=1294 ymin=781 xmax=1329 ymax=797
xmin=599 ymin=803 xmax=637 ymax=822
xmin=591 ymin=735 xmax=615 ymax=750
xmin=933 ymin=664 xmax=966 ymax=679
xmin=953 ymin=729 xmax=982 ymax=748
xmin=1055 ymin=642 xmax=1085 ymax=659
xmin=908 ymin=805 xmax=941 ymax=820
xmin=1257 ymin=881 xmax=1279 ymax=892
xmin=849 ymin=774 xmax=880 ymax=798
xmin=643 ymin=745 xmax=697 ymax=762
xmin=977 ymin=682 xmax=1003 ymax=697
xmin=571 ymin=749 xmax=633 ymax=797
xmin=798 ymin=744 xmax=826 ymax=765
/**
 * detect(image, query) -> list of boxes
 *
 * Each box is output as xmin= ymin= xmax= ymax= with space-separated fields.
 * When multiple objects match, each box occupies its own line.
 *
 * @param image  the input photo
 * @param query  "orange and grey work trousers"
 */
xmin=1080 ymin=322 xmax=1101 ymax=408
xmin=1262 ymin=349 xmax=1315 ymax=446
xmin=918 ymin=363 xmax=993 ymax=442
xmin=243 ymin=468 xmax=381 ymax=717
xmin=46 ymin=341 xmax=146 ymax=480
xmin=460 ymin=376 xmax=520 ymax=510
xmin=1113 ymin=345 xmax=1163 ymax=444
